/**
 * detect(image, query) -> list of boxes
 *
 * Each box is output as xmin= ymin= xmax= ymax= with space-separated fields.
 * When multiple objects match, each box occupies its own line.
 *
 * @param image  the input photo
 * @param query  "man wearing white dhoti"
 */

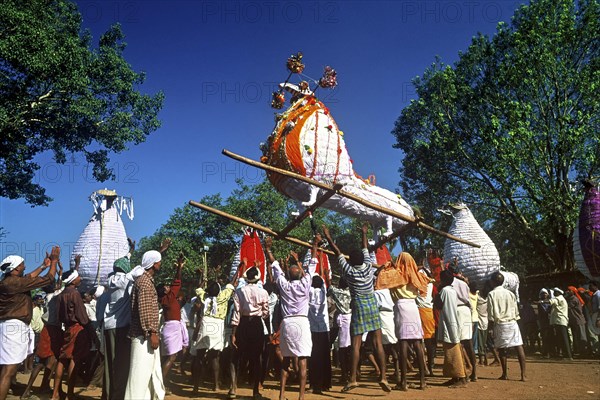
xmin=452 ymin=273 xmax=477 ymax=381
xmin=487 ymin=271 xmax=527 ymax=382
xmin=0 ymin=248 xmax=59 ymax=400
xmin=389 ymin=252 xmax=431 ymax=390
xmin=96 ymin=238 xmax=145 ymax=400
xmin=192 ymin=271 xmax=238 ymax=393
xmin=266 ymin=236 xmax=315 ymax=400
xmin=435 ymin=270 xmax=469 ymax=388
xmin=125 ymin=250 xmax=165 ymax=400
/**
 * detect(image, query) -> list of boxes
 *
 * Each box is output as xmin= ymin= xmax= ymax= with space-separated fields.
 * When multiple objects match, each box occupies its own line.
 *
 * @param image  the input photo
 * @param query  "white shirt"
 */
xmin=308 ymin=286 xmax=329 ymax=332
xmin=487 ymin=286 xmax=520 ymax=323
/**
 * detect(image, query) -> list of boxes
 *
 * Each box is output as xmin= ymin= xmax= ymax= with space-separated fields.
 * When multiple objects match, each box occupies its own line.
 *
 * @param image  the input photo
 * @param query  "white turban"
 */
xmin=553 ymin=287 xmax=564 ymax=295
xmin=0 ymin=255 xmax=24 ymax=281
xmin=539 ymin=288 xmax=549 ymax=297
xmin=141 ymin=250 xmax=162 ymax=270
xmin=63 ymin=270 xmax=79 ymax=285
xmin=243 ymin=266 xmax=261 ymax=283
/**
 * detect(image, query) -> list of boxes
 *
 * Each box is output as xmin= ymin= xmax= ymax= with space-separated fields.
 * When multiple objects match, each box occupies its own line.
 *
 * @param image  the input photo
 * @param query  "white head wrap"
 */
xmin=141 ymin=250 xmax=162 ymax=270
xmin=0 ymin=255 xmax=24 ymax=281
xmin=243 ymin=266 xmax=261 ymax=283
xmin=553 ymin=287 xmax=564 ymax=295
xmin=539 ymin=288 xmax=549 ymax=297
xmin=63 ymin=270 xmax=79 ymax=285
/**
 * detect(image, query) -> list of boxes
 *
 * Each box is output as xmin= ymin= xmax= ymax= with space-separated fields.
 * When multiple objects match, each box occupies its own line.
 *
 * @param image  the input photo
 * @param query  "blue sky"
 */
xmin=1 ymin=0 xmax=524 ymax=270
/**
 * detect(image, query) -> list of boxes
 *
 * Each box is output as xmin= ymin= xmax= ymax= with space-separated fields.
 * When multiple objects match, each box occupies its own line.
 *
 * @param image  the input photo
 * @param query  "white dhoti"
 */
xmin=0 ymin=319 xmax=30 ymax=365
xmin=394 ymin=299 xmax=423 ymax=340
xmin=125 ymin=336 xmax=165 ymax=400
xmin=195 ymin=316 xmax=226 ymax=351
xmin=493 ymin=321 xmax=523 ymax=349
xmin=336 ymin=313 xmax=352 ymax=349
xmin=380 ymin=310 xmax=398 ymax=345
xmin=457 ymin=305 xmax=473 ymax=341
xmin=27 ymin=324 xmax=35 ymax=356
xmin=280 ymin=316 xmax=312 ymax=357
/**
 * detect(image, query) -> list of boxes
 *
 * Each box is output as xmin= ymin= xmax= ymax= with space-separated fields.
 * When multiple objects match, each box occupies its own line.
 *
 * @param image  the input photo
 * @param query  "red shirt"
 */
xmin=161 ymin=279 xmax=181 ymax=321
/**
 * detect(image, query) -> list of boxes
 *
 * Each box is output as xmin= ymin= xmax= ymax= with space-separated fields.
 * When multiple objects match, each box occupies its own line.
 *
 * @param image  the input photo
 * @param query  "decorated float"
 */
xmin=573 ymin=180 xmax=600 ymax=281
xmin=72 ymin=189 xmax=134 ymax=292
xmin=189 ymin=53 xmax=479 ymax=265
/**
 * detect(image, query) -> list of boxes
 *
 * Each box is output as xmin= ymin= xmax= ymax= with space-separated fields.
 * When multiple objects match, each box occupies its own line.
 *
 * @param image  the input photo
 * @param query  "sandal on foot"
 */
xmin=341 ymin=383 xmax=359 ymax=393
xmin=379 ymin=381 xmax=392 ymax=392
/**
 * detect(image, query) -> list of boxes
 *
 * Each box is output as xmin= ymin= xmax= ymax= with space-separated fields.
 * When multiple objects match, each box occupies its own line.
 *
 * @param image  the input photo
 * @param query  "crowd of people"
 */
xmin=1 ymin=227 xmax=599 ymax=400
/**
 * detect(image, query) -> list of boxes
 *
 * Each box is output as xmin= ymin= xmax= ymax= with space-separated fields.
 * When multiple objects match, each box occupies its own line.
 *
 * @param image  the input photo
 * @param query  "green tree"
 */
xmin=0 ymin=0 xmax=164 ymax=205
xmin=392 ymin=0 xmax=599 ymax=274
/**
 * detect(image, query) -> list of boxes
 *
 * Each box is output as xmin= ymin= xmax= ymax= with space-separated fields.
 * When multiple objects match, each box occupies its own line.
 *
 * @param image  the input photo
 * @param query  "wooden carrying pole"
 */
xmin=188 ymin=200 xmax=341 ymax=257
xmin=222 ymin=149 xmax=481 ymax=248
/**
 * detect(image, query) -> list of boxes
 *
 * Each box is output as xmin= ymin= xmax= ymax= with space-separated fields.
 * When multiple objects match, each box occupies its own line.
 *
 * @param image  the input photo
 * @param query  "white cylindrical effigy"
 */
xmin=443 ymin=204 xmax=501 ymax=288
xmin=72 ymin=190 xmax=133 ymax=292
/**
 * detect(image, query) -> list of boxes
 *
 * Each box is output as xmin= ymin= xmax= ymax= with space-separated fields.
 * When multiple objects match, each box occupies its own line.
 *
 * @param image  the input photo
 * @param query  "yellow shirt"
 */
xmin=469 ymin=292 xmax=479 ymax=323
xmin=30 ymin=305 xmax=44 ymax=333
xmin=196 ymin=284 xmax=235 ymax=320
xmin=390 ymin=283 xmax=418 ymax=302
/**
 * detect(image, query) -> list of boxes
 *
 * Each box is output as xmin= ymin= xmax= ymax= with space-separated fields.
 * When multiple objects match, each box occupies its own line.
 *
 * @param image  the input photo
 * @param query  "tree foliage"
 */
xmin=0 ymin=0 xmax=164 ymax=205
xmin=392 ymin=0 xmax=599 ymax=274
xmin=134 ymin=179 xmax=359 ymax=292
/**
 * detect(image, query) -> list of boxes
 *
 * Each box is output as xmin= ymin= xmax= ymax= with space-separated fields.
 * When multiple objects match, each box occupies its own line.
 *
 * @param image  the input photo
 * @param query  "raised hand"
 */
xmin=127 ymin=238 xmax=136 ymax=252
xmin=49 ymin=246 xmax=61 ymax=263
xmin=361 ymin=222 xmax=369 ymax=234
xmin=159 ymin=238 xmax=172 ymax=253
xmin=265 ymin=236 xmax=273 ymax=249
xmin=43 ymin=252 xmax=51 ymax=268
xmin=176 ymin=252 xmax=186 ymax=269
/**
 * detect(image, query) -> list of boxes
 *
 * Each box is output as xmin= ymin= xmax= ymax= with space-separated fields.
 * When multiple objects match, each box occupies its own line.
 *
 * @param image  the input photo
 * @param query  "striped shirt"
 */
xmin=337 ymin=249 xmax=374 ymax=296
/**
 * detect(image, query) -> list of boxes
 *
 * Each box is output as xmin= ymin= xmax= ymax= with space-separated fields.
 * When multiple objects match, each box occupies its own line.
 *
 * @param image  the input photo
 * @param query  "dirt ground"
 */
xmin=8 ymin=354 xmax=600 ymax=400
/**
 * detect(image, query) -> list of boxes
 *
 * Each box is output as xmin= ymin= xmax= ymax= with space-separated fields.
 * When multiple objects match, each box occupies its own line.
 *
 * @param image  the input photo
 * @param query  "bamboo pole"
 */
xmin=278 ymin=183 xmax=343 ymax=238
xmin=222 ymin=149 xmax=481 ymax=248
xmin=188 ymin=200 xmax=342 ymax=258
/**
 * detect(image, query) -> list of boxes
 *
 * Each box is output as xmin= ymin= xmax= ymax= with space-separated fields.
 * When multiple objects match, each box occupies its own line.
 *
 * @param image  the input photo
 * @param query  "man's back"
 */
xmin=487 ymin=286 xmax=519 ymax=323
